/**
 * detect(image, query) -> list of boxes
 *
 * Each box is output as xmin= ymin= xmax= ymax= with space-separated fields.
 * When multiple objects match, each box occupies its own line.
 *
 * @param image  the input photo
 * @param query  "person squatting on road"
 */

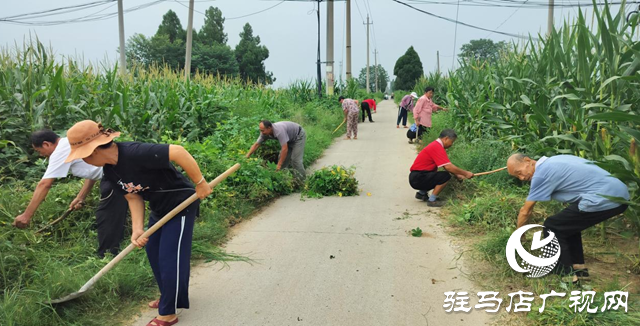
xmin=406 ymin=123 xmax=419 ymax=143
xmin=339 ymin=96 xmax=360 ymax=140
xmin=12 ymin=129 xmax=128 ymax=258
xmin=361 ymin=98 xmax=376 ymax=122
xmin=65 ymin=120 xmax=213 ymax=326
xmin=507 ymin=154 xmax=629 ymax=282
xmin=412 ymin=87 xmax=446 ymax=143
xmin=245 ymin=120 xmax=307 ymax=182
xmin=409 ymin=129 xmax=474 ymax=207
xmin=397 ymin=92 xmax=418 ymax=128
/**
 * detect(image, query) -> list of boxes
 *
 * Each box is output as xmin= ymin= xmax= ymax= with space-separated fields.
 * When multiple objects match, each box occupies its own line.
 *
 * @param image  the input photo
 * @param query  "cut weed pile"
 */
xmin=415 ymin=112 xmax=640 ymax=325
xmin=303 ymin=165 xmax=359 ymax=198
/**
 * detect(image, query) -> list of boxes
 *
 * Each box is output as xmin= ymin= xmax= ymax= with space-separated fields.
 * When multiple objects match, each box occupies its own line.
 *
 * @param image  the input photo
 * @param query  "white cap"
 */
xmin=410 ymin=92 xmax=418 ymax=99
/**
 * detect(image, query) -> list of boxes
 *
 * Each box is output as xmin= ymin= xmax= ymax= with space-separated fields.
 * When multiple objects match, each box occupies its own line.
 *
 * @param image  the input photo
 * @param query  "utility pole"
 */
xmin=547 ymin=0 xmax=554 ymax=36
xmin=184 ymin=0 xmax=194 ymax=81
xmin=326 ymin=0 xmax=334 ymax=95
xmin=437 ymin=51 xmax=440 ymax=75
xmin=346 ymin=0 xmax=352 ymax=80
xmin=117 ymin=0 xmax=126 ymax=76
xmin=365 ymin=15 xmax=372 ymax=93
xmin=374 ymin=49 xmax=379 ymax=93
xmin=316 ymin=0 xmax=322 ymax=98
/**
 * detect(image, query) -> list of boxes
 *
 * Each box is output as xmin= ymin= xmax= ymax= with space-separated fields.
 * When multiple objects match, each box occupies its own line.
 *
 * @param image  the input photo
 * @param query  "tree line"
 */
xmin=125 ymin=7 xmax=274 ymax=85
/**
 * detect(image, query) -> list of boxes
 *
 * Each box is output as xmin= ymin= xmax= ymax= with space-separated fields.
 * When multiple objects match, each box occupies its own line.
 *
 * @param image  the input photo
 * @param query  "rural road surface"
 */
xmin=131 ymin=100 xmax=491 ymax=326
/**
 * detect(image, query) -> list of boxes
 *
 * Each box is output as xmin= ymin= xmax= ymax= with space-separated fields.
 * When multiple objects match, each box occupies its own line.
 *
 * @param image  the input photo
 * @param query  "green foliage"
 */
xmin=459 ymin=38 xmax=508 ymax=62
xmin=357 ymin=64 xmax=389 ymax=92
xmin=156 ymin=9 xmax=185 ymax=43
xmin=235 ymin=23 xmax=274 ymax=85
xmin=304 ymin=165 xmax=359 ymax=198
xmin=198 ymin=7 xmax=227 ymax=45
xmin=191 ymin=43 xmax=239 ymax=76
xmin=410 ymin=227 xmax=423 ymax=237
xmin=393 ymin=46 xmax=423 ymax=91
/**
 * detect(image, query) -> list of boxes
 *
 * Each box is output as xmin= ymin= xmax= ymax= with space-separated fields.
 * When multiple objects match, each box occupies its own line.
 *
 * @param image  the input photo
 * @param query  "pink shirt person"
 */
xmin=413 ymin=88 xmax=445 ymax=128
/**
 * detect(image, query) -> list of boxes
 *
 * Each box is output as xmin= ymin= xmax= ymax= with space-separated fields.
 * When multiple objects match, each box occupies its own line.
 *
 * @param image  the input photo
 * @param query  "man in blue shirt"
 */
xmin=507 ymin=154 xmax=629 ymax=279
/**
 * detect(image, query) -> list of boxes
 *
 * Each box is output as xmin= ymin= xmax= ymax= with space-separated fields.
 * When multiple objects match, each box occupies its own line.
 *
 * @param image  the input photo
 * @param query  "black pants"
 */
xmin=361 ymin=102 xmax=373 ymax=122
xmin=409 ymin=170 xmax=451 ymax=192
xmin=397 ymin=108 xmax=408 ymax=126
xmin=96 ymin=179 xmax=129 ymax=257
xmin=544 ymin=202 xmax=628 ymax=274
xmin=417 ymin=126 xmax=428 ymax=141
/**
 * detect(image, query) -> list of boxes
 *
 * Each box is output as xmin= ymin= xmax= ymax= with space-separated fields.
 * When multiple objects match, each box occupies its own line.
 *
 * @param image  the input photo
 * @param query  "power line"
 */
xmin=452 ymin=0 xmax=460 ymax=69
xmin=173 ymin=0 xmax=286 ymax=20
xmin=391 ymin=0 xmax=538 ymax=40
xmin=486 ymin=0 xmax=529 ymax=37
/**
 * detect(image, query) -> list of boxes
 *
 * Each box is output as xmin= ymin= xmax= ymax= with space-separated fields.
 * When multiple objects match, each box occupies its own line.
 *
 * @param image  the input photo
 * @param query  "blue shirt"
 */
xmin=409 ymin=123 xmax=417 ymax=132
xmin=527 ymin=155 xmax=629 ymax=212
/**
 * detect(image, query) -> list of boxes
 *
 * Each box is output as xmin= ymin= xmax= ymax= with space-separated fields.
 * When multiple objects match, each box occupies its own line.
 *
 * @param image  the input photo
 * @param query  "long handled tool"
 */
xmin=332 ymin=120 xmax=346 ymax=134
xmin=49 ymin=163 xmax=241 ymax=304
xmin=474 ymin=166 xmax=507 ymax=176
xmin=35 ymin=209 xmax=73 ymax=234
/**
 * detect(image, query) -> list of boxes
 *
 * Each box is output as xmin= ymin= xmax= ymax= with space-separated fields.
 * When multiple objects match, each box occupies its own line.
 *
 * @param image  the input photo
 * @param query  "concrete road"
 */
xmin=131 ymin=100 xmax=491 ymax=326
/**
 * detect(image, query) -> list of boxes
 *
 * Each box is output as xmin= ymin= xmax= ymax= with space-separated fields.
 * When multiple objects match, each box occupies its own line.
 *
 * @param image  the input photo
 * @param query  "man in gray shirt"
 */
xmin=507 ymin=154 xmax=629 ymax=281
xmin=246 ymin=120 xmax=306 ymax=182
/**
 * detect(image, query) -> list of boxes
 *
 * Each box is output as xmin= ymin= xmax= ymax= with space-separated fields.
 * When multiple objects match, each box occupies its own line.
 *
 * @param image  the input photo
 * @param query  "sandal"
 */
xmin=146 ymin=317 xmax=178 ymax=326
xmin=148 ymin=299 xmax=160 ymax=309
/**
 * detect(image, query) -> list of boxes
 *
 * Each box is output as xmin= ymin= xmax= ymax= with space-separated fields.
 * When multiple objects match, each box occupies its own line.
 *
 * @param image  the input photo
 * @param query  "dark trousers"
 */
xmin=146 ymin=201 xmax=199 ymax=316
xmin=361 ymin=102 xmax=373 ymax=122
xmin=397 ymin=108 xmax=408 ymax=126
xmin=409 ymin=170 xmax=451 ymax=192
xmin=417 ymin=126 xmax=428 ymax=141
xmin=544 ymin=202 xmax=628 ymax=274
xmin=96 ymin=179 xmax=129 ymax=257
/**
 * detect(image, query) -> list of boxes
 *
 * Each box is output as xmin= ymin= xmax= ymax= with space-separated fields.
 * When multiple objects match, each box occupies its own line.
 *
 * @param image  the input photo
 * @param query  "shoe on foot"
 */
xmin=415 ymin=192 xmax=426 ymax=201
xmin=426 ymin=200 xmax=445 ymax=207
xmin=146 ymin=317 xmax=178 ymax=326
xmin=408 ymin=140 xmax=414 ymax=144
xmin=403 ymin=125 xmax=409 ymax=128
xmin=370 ymin=121 xmax=375 ymax=123
xmin=148 ymin=299 xmax=160 ymax=309
xmin=397 ymin=125 xmax=400 ymax=128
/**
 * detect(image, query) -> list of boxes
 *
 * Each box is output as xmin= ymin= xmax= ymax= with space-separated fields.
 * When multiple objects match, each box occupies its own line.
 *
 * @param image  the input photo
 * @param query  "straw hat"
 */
xmin=64 ymin=120 xmax=120 ymax=163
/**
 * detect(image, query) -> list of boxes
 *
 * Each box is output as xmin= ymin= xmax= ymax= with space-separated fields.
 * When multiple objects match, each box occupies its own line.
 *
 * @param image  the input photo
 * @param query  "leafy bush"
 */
xmin=304 ymin=165 xmax=359 ymax=198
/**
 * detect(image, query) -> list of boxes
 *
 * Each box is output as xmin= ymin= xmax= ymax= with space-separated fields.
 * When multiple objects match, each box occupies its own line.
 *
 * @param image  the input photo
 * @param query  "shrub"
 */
xmin=304 ymin=165 xmax=359 ymax=198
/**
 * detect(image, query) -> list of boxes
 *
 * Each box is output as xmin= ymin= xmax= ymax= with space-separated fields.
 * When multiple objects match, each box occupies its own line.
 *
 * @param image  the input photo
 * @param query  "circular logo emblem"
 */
xmin=506 ymin=224 xmax=561 ymax=278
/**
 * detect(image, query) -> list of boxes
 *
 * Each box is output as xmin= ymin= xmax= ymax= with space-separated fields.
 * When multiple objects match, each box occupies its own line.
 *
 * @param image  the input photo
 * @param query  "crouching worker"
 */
xmin=408 ymin=129 xmax=473 ymax=207
xmin=507 ymin=154 xmax=629 ymax=282
xmin=65 ymin=120 xmax=213 ymax=326
xmin=406 ymin=123 xmax=418 ymax=143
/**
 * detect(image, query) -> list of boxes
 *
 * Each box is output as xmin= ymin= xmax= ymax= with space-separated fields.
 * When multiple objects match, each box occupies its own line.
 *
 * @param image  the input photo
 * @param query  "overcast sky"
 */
xmin=1 ymin=0 xmax=625 ymax=88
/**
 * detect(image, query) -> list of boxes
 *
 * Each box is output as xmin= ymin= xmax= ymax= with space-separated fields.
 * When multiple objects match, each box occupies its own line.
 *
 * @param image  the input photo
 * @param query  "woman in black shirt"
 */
xmin=65 ymin=120 xmax=211 ymax=326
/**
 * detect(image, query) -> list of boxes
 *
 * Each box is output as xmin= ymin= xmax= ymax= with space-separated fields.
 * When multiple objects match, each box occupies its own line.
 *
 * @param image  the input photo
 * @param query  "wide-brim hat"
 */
xmin=64 ymin=120 xmax=120 ymax=163
xmin=410 ymin=92 xmax=418 ymax=99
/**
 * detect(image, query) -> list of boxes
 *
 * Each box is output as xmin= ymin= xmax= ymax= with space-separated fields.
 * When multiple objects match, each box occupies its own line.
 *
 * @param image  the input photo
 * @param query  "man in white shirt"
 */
xmin=12 ymin=130 xmax=128 ymax=257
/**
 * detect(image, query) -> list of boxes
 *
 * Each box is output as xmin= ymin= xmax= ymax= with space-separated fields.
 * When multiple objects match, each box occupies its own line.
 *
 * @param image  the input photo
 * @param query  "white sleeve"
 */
xmin=42 ymin=147 xmax=71 ymax=179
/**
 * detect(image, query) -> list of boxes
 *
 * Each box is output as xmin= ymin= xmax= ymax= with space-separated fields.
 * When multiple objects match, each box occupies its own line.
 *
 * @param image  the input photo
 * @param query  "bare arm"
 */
xmin=69 ymin=179 xmax=97 ymax=210
xmin=276 ymin=144 xmax=289 ymax=171
xmin=443 ymin=164 xmax=474 ymax=179
xmin=517 ymin=201 xmax=537 ymax=228
xmin=126 ymin=193 xmax=147 ymax=248
xmin=246 ymin=142 xmax=261 ymax=158
xmin=13 ymin=178 xmax=55 ymax=228
xmin=168 ymin=144 xmax=212 ymax=200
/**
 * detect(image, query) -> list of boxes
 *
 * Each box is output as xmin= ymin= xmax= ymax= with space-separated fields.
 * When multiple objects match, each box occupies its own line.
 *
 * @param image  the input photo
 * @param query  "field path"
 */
xmin=131 ymin=100 xmax=490 ymax=326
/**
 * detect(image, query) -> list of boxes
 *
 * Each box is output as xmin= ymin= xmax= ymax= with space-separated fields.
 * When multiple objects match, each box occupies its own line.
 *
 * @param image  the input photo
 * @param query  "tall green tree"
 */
xmin=192 ymin=43 xmax=238 ymax=76
xmin=235 ymin=23 xmax=274 ymax=84
xmin=357 ymin=64 xmax=389 ymax=92
xmin=156 ymin=10 xmax=185 ymax=43
xmin=393 ymin=46 xmax=423 ymax=91
xmin=459 ymin=38 xmax=507 ymax=62
xmin=125 ymin=33 xmax=151 ymax=65
xmin=198 ymin=7 xmax=227 ymax=45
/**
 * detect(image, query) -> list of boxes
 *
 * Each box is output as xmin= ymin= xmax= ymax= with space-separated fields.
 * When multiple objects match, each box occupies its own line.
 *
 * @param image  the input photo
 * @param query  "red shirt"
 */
xmin=362 ymin=99 xmax=376 ymax=110
xmin=410 ymin=139 xmax=451 ymax=172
